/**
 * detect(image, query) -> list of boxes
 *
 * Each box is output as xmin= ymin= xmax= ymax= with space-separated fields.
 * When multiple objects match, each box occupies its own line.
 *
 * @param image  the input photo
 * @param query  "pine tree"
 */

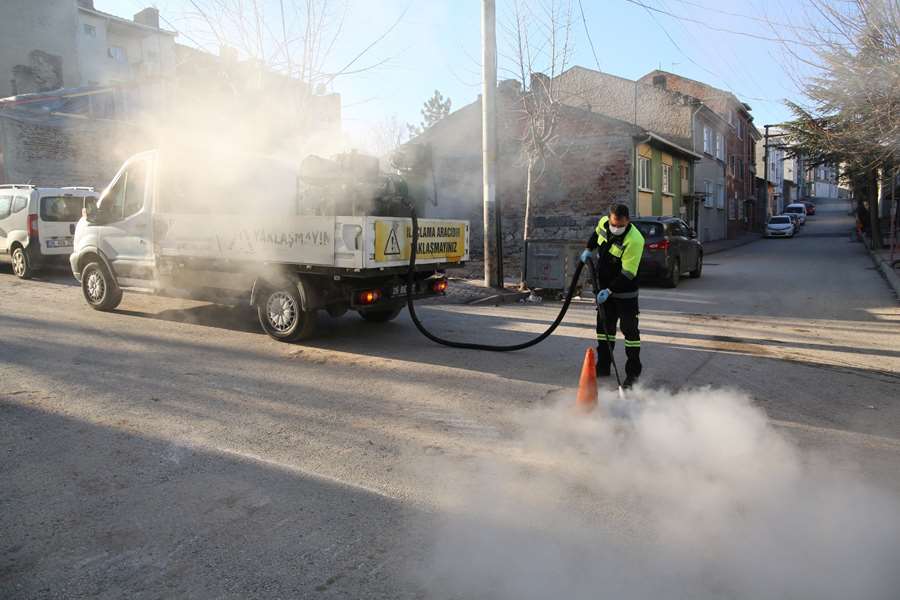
xmin=407 ymin=90 xmax=452 ymax=138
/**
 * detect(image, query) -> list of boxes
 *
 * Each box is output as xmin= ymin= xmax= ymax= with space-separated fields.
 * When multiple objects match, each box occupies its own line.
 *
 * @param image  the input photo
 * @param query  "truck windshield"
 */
xmin=40 ymin=196 xmax=96 ymax=222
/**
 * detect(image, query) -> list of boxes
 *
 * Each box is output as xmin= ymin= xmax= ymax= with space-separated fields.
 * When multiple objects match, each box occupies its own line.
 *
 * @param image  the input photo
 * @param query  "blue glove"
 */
xmin=596 ymin=288 xmax=611 ymax=304
xmin=580 ymin=249 xmax=593 ymax=264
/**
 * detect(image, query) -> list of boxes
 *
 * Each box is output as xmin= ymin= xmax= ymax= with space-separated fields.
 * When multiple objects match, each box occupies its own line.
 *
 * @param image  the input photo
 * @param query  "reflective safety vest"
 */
xmin=594 ymin=216 xmax=645 ymax=297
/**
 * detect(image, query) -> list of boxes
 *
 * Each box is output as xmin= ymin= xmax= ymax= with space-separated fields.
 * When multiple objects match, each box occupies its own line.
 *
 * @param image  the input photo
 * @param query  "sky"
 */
xmin=98 ymin=0 xmax=825 ymax=147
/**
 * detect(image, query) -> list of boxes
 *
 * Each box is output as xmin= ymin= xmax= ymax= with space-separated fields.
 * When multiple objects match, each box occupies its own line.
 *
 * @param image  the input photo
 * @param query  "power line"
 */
xmin=620 ymin=0 xmax=818 ymax=47
xmin=662 ymin=0 xmax=821 ymax=34
xmin=577 ymin=0 xmax=602 ymax=71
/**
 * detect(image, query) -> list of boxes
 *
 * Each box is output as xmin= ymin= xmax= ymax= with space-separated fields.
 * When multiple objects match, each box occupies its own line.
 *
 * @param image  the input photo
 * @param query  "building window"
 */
xmin=737 ymin=118 xmax=743 ymax=139
xmin=638 ymin=156 xmax=651 ymax=190
xmin=704 ymin=181 xmax=713 ymax=208
xmin=108 ymin=46 xmax=127 ymax=63
xmin=729 ymin=192 xmax=738 ymax=220
xmin=703 ymin=127 xmax=712 ymax=155
xmin=716 ymin=183 xmax=725 ymax=209
xmin=730 ymin=155 xmax=735 ymax=176
xmin=716 ymin=133 xmax=725 ymax=161
xmin=680 ymin=164 xmax=689 ymax=181
xmin=83 ymin=24 xmax=96 ymax=37
xmin=662 ymin=164 xmax=672 ymax=194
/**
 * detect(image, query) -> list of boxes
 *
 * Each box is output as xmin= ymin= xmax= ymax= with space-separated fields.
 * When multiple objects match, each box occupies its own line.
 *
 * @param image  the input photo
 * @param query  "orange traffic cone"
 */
xmin=575 ymin=347 xmax=598 ymax=412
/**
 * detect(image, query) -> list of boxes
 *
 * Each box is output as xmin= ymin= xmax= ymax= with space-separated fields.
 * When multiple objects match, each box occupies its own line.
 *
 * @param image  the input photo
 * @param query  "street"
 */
xmin=2 ymin=196 xmax=899 ymax=598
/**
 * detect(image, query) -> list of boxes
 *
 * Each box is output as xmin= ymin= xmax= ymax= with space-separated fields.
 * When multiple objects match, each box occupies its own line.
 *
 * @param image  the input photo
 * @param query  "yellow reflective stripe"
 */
xmin=595 ymin=215 xmax=609 ymax=239
xmin=623 ymin=340 xmax=641 ymax=347
xmin=596 ymin=334 xmax=616 ymax=341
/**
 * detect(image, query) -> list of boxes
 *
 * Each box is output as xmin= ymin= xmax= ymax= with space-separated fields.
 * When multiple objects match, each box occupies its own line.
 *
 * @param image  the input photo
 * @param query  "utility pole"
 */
xmin=763 ymin=125 xmax=770 ymax=218
xmin=481 ymin=0 xmax=501 ymax=288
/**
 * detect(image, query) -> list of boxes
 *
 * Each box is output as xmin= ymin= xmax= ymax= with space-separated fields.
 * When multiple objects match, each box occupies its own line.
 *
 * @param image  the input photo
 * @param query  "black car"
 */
xmin=631 ymin=217 xmax=703 ymax=288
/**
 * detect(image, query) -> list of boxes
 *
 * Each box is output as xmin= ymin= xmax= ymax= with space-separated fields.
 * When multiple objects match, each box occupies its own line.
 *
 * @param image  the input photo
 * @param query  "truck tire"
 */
xmin=81 ymin=261 xmax=123 ymax=311
xmin=257 ymin=286 xmax=317 ymax=342
xmin=359 ymin=306 xmax=404 ymax=323
xmin=689 ymin=252 xmax=703 ymax=278
xmin=11 ymin=245 xmax=35 ymax=279
xmin=665 ymin=258 xmax=681 ymax=288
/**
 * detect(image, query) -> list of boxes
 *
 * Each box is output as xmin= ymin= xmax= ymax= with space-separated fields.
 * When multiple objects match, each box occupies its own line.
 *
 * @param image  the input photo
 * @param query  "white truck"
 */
xmin=70 ymin=149 xmax=469 ymax=341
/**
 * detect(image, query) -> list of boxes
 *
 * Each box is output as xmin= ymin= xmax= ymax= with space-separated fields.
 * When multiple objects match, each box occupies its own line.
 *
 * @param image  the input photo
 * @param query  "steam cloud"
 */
xmin=416 ymin=387 xmax=900 ymax=599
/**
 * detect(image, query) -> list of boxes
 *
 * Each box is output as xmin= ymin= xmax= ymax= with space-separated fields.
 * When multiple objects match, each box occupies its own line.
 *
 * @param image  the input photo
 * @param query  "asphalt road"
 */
xmin=2 ymin=196 xmax=899 ymax=598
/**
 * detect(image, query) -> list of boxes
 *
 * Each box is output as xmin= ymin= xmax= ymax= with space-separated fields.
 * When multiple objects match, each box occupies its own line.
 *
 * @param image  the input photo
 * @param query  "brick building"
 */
xmin=402 ymin=81 xmax=697 ymax=274
xmin=638 ymin=70 xmax=762 ymax=235
xmin=554 ymin=66 xmax=727 ymax=241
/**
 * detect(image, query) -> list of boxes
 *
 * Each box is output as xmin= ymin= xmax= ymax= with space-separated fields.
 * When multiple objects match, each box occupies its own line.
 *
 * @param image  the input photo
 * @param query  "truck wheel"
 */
xmin=665 ymin=259 xmax=680 ymax=288
xmin=81 ymin=261 xmax=123 ymax=311
xmin=257 ymin=286 xmax=317 ymax=342
xmin=11 ymin=246 xmax=35 ymax=279
xmin=689 ymin=253 xmax=703 ymax=278
xmin=359 ymin=307 xmax=404 ymax=323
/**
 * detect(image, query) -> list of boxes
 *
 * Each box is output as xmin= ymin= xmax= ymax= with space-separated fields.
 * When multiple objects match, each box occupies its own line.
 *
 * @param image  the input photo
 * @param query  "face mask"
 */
xmin=609 ymin=224 xmax=627 ymax=236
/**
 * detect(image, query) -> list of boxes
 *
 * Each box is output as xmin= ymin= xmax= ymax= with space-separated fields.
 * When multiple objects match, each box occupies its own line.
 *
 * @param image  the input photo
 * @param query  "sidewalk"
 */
xmin=702 ymin=231 xmax=762 ymax=256
xmin=862 ymin=235 xmax=900 ymax=300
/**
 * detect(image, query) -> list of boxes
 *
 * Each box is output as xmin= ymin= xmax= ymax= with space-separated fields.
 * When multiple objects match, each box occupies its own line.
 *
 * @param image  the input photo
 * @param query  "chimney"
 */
xmin=77 ymin=0 xmax=95 ymax=9
xmin=134 ymin=7 xmax=160 ymax=29
xmin=652 ymin=74 xmax=667 ymax=89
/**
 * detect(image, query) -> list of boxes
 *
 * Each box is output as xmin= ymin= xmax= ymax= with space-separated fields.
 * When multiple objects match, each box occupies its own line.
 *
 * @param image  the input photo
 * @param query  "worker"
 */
xmin=580 ymin=203 xmax=645 ymax=388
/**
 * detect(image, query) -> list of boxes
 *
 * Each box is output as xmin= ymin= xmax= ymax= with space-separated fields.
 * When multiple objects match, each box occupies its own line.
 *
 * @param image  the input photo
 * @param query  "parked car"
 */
xmin=784 ymin=212 xmax=801 ymax=233
xmin=632 ymin=217 xmax=703 ymax=288
xmin=802 ymin=201 xmax=816 ymax=215
xmin=784 ymin=203 xmax=807 ymax=225
xmin=0 ymin=185 xmax=98 ymax=279
xmin=765 ymin=215 xmax=795 ymax=238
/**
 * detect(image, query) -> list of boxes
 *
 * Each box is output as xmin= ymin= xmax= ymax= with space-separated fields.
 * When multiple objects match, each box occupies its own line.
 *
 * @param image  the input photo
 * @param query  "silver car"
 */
xmin=766 ymin=215 xmax=795 ymax=238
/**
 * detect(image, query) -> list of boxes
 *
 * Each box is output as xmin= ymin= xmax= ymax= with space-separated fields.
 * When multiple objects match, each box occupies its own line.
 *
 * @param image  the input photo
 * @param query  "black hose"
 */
xmin=404 ymin=202 xmax=586 ymax=351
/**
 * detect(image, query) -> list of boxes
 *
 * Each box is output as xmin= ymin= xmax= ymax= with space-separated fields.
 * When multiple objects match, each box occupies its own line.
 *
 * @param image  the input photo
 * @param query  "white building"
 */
xmin=756 ymin=135 xmax=785 ymax=214
xmin=807 ymin=163 xmax=839 ymax=199
xmin=0 ymin=0 xmax=176 ymax=101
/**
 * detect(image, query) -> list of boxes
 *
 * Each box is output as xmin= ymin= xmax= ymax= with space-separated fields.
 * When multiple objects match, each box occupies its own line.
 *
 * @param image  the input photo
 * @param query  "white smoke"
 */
xmin=416 ymin=387 xmax=900 ymax=600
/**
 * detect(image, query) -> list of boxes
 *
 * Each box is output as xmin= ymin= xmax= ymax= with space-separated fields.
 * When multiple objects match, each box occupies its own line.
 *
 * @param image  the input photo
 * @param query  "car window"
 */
xmin=12 ymin=195 xmax=28 ymax=213
xmin=123 ymin=160 xmax=148 ymax=219
xmin=100 ymin=174 xmax=127 ymax=220
xmin=669 ymin=222 xmax=686 ymax=237
xmin=633 ymin=222 xmax=661 ymax=237
xmin=40 ymin=196 xmax=88 ymax=222
xmin=0 ymin=193 xmax=11 ymax=220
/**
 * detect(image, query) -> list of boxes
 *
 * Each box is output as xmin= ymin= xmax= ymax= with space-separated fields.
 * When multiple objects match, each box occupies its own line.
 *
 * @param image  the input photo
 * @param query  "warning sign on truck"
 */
xmin=373 ymin=219 xmax=468 ymax=263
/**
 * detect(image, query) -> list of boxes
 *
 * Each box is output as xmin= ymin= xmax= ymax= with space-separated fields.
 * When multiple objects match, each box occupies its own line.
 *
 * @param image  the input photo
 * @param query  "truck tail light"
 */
xmin=357 ymin=289 xmax=381 ymax=305
xmin=431 ymin=278 xmax=448 ymax=293
xmin=647 ymin=239 xmax=669 ymax=251
xmin=27 ymin=214 xmax=39 ymax=238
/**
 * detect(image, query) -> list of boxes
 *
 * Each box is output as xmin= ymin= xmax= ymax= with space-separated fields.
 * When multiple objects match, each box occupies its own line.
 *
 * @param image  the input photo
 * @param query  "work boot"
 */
xmin=622 ymin=374 xmax=638 ymax=389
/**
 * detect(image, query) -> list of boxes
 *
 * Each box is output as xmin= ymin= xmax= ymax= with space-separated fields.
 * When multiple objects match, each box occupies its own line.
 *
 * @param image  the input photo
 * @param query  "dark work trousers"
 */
xmin=595 ymin=297 xmax=642 ymax=378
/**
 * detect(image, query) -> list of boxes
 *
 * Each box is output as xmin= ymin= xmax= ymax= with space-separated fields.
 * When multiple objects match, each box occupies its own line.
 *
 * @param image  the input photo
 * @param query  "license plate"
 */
xmin=392 ymin=285 xmax=407 ymax=296
xmin=46 ymin=238 xmax=73 ymax=248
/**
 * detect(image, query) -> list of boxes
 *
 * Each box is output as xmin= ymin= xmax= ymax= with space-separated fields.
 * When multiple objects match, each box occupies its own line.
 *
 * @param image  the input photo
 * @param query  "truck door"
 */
xmin=97 ymin=157 xmax=153 ymax=280
xmin=0 ymin=191 xmax=12 ymax=254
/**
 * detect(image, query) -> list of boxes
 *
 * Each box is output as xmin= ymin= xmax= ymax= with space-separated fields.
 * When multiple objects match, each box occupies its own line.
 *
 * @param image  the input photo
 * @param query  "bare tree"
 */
xmin=783 ymin=0 xmax=900 ymax=249
xmin=181 ymin=0 xmax=403 ymax=91
xmin=368 ymin=114 xmax=408 ymax=159
xmin=502 ymin=0 xmax=575 ymax=282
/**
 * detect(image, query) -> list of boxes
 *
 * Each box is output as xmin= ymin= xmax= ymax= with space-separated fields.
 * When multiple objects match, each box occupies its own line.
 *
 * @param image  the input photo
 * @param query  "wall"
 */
xmin=0 ymin=115 xmax=139 ymax=189
xmin=414 ymin=95 xmax=636 ymax=275
xmin=692 ymin=111 xmax=726 ymax=242
xmin=0 ymin=1 xmax=81 ymax=98
xmin=555 ymin=67 xmax=694 ymax=149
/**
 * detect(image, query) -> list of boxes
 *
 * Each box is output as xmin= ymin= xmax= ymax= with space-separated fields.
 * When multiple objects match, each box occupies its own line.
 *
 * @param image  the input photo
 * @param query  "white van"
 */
xmin=0 ymin=185 xmax=98 ymax=278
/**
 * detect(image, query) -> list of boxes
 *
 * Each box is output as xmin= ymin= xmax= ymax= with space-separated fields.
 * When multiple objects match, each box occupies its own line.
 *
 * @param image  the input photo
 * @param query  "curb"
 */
xmin=865 ymin=244 xmax=900 ymax=301
xmin=467 ymin=290 xmax=530 ymax=306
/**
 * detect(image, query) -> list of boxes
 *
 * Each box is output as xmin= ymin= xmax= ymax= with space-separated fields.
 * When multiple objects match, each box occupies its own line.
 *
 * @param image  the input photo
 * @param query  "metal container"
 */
xmin=524 ymin=239 xmax=586 ymax=290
